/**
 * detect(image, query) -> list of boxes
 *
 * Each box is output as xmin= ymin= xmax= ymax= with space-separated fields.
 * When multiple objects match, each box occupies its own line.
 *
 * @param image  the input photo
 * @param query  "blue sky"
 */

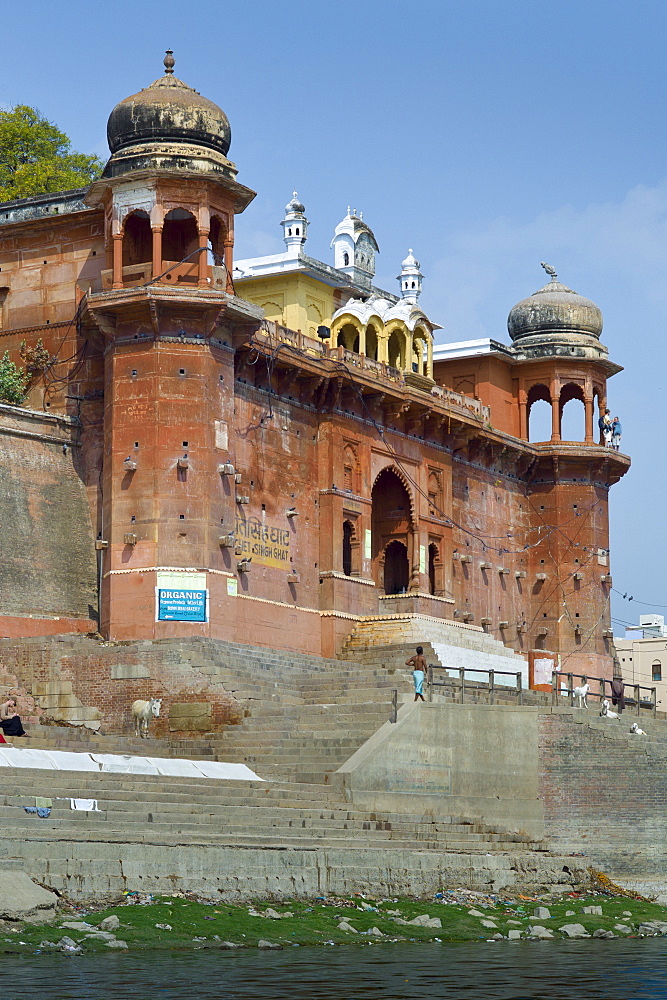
xmin=3 ymin=0 xmax=666 ymax=631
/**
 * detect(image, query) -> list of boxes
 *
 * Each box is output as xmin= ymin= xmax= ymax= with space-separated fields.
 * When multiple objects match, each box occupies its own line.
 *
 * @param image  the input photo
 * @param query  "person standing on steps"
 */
xmin=610 ymin=675 xmax=625 ymax=714
xmin=406 ymin=646 xmax=427 ymax=702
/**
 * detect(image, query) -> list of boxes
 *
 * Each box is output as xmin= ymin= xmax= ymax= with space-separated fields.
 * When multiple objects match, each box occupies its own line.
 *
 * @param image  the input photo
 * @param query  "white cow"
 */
xmin=131 ymin=698 xmax=162 ymax=738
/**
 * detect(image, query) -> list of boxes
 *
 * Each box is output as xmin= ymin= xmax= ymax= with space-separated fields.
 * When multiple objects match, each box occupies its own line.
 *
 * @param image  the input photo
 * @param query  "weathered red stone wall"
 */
xmin=0 ymin=636 xmax=244 ymax=736
xmin=0 ymin=405 xmax=97 ymax=635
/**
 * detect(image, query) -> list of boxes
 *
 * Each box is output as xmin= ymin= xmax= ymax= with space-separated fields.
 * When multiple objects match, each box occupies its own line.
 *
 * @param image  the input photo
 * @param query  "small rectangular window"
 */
xmin=653 ymin=663 xmax=662 ymax=681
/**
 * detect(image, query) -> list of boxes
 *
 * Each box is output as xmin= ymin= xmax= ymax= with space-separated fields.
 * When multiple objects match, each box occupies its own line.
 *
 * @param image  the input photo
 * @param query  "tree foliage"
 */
xmin=0 ymin=352 xmax=28 ymax=405
xmin=0 ymin=105 xmax=103 ymax=202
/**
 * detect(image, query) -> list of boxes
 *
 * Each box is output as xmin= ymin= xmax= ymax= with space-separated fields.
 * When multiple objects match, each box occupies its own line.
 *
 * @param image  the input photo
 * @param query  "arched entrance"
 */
xmin=383 ymin=540 xmax=409 ymax=594
xmin=371 ymin=466 xmax=414 ymax=594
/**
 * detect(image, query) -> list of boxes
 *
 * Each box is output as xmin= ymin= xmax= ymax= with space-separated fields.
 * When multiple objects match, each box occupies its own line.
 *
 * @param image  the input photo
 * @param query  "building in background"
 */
xmin=615 ymin=616 xmax=667 ymax=709
xmin=0 ymin=54 xmax=630 ymax=677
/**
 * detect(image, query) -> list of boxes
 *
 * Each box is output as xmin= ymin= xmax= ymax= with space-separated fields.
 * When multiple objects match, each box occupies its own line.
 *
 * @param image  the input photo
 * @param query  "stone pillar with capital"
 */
xmin=518 ymin=387 xmax=528 ymax=440
xmin=584 ymin=396 xmax=594 ymax=443
xmin=550 ymin=381 xmax=561 ymax=442
xmin=197 ymin=230 xmax=210 ymax=286
xmin=151 ymin=227 xmax=163 ymax=281
xmin=224 ymin=237 xmax=234 ymax=293
xmin=112 ymin=234 xmax=123 ymax=289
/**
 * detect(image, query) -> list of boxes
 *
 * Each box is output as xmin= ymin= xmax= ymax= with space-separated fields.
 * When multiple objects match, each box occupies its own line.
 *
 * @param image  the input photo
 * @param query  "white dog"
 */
xmin=630 ymin=722 xmax=646 ymax=736
xmin=600 ymin=699 xmax=620 ymax=720
xmin=573 ymin=682 xmax=590 ymax=709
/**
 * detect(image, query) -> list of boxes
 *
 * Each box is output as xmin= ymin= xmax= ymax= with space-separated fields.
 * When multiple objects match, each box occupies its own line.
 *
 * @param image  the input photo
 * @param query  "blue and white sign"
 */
xmin=158 ymin=588 xmax=208 ymax=622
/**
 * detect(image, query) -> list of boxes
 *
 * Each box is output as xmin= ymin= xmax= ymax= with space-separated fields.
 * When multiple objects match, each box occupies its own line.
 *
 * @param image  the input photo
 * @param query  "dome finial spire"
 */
xmin=541 ymin=261 xmax=557 ymax=281
xmin=164 ymin=49 xmax=175 ymax=75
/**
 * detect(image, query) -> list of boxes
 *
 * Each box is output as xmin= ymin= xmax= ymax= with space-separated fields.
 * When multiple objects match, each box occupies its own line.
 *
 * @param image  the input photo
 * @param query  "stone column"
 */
xmin=409 ymin=529 xmax=420 ymax=592
xmin=518 ymin=387 xmax=528 ymax=439
xmin=197 ymin=230 xmax=209 ymax=287
xmin=550 ymin=381 xmax=561 ymax=442
xmin=111 ymin=234 xmax=123 ymax=290
xmin=584 ymin=396 xmax=594 ymax=444
xmin=598 ymin=395 xmax=607 ymax=445
xmin=224 ymin=237 xmax=234 ymax=293
xmin=151 ymin=227 xmax=163 ymax=281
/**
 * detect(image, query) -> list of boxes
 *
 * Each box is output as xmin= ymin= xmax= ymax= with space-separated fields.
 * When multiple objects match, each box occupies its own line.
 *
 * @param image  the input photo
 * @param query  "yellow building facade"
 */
xmin=235 ymin=199 xmax=435 ymax=379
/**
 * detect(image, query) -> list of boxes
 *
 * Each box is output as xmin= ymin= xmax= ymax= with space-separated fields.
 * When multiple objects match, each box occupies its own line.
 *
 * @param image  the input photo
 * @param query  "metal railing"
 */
xmin=427 ymin=664 xmax=523 ymax=704
xmin=551 ymin=671 xmax=657 ymax=717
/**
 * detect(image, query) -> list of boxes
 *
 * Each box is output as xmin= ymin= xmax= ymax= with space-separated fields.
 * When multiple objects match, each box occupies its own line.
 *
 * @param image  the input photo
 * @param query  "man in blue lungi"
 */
xmin=406 ymin=646 xmax=427 ymax=702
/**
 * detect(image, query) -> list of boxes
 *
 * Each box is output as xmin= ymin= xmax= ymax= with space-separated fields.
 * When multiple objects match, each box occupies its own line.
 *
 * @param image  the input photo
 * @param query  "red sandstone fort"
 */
xmin=3 ymin=53 xmax=664 ymax=908
xmin=0 ymin=52 xmax=629 ymax=708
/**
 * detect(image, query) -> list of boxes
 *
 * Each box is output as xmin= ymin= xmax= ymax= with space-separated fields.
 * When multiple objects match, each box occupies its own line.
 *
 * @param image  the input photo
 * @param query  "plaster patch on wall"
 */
xmin=215 ymin=420 xmax=228 ymax=451
xmin=110 ymin=664 xmax=150 ymax=680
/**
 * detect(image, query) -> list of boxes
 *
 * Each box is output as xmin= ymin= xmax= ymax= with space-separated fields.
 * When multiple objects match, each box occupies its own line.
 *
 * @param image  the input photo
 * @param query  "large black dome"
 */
xmin=106 ymin=52 xmax=231 ymax=158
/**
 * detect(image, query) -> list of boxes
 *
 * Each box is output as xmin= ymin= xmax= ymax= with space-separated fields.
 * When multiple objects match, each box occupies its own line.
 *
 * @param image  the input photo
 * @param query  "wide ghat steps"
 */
xmin=16 ymin=724 xmax=214 ymax=760
xmin=209 ymin=702 xmax=393 ymax=782
xmin=551 ymin=705 xmax=667 ymax=754
xmin=0 ymin=767 xmax=543 ymax=854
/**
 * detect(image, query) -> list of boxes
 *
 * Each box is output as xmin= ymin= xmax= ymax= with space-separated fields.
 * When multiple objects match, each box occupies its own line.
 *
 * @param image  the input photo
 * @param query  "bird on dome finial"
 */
xmin=541 ymin=261 xmax=557 ymax=280
xmin=164 ymin=49 xmax=175 ymax=75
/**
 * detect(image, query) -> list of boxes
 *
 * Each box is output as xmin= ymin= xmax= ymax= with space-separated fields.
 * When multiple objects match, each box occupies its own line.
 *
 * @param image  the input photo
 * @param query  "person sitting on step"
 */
xmin=0 ymin=698 xmax=26 ymax=738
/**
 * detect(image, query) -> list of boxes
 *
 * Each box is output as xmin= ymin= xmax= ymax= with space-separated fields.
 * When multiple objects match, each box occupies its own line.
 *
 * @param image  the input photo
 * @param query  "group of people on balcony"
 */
xmin=599 ymin=410 xmax=622 ymax=450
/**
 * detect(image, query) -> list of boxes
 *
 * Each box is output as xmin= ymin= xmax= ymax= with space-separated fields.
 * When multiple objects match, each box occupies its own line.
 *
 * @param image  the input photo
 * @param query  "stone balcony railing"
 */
xmin=431 ymin=384 xmax=491 ymax=422
xmin=255 ymin=320 xmax=491 ymax=418
xmin=100 ymin=260 xmax=202 ymax=292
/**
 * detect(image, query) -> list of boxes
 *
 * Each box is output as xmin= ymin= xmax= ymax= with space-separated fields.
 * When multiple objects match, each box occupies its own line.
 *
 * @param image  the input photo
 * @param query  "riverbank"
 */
xmin=4 ymin=888 xmax=667 ymax=954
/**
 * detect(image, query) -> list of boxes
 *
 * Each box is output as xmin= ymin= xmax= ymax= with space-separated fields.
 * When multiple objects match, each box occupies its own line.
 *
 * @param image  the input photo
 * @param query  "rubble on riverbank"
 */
xmin=2 ymin=886 xmax=667 ymax=954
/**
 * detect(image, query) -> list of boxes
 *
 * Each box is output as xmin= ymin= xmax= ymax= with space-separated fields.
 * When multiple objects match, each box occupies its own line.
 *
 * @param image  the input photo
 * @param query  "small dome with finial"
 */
xmin=285 ymin=191 xmax=305 ymax=214
xmin=508 ymin=264 xmax=603 ymax=344
xmin=106 ymin=50 xmax=232 ymax=159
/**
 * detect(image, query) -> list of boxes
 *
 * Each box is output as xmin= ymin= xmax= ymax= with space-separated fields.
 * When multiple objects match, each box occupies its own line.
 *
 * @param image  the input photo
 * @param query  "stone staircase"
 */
xmin=0 ymin=766 xmax=544 ymax=855
xmin=16 ymin=723 xmax=213 ymax=760
xmin=191 ymin=640 xmax=410 ymax=783
xmin=551 ymin=703 xmax=667 ymax=752
xmin=341 ymin=616 xmax=528 ymax=686
xmin=0 ymin=626 xmax=589 ymax=899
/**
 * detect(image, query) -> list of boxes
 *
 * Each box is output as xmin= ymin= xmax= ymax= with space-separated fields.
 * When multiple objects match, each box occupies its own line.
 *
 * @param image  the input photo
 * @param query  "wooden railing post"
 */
xmin=489 ymin=669 xmax=495 ymax=705
xmin=517 ymin=672 xmax=523 ymax=705
xmin=427 ymin=665 xmax=433 ymax=703
xmin=635 ymin=684 xmax=641 ymax=716
xmin=653 ymin=687 xmax=657 ymax=718
xmin=460 ymin=668 xmax=465 ymax=704
xmin=569 ymin=673 xmax=574 ymax=707
xmin=390 ymin=689 xmax=398 ymax=724
xmin=552 ymin=671 xmax=558 ymax=707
